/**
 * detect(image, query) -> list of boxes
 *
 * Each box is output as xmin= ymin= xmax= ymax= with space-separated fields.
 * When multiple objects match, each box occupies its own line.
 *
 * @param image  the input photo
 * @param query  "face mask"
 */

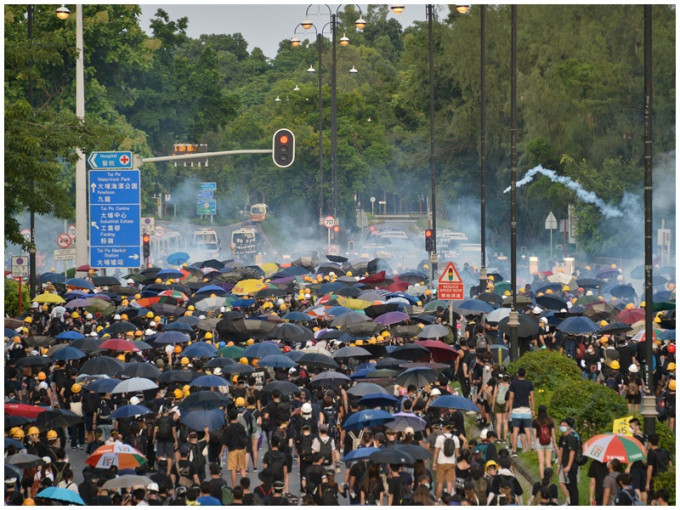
xmin=628 ymin=427 xmax=635 ymax=434
xmin=559 ymin=426 xmax=568 ymax=433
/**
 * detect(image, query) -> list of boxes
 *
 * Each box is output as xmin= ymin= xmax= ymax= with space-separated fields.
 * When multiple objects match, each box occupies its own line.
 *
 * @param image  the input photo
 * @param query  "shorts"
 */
xmin=493 ymin=402 xmax=507 ymax=414
xmin=156 ymin=440 xmax=175 ymax=458
xmin=84 ymin=413 xmax=96 ymax=432
xmin=511 ymin=414 xmax=532 ymax=430
xmin=228 ymin=449 xmax=246 ymax=471
xmin=534 ymin=440 xmax=553 ymax=452
xmin=437 ymin=463 xmax=456 ymax=484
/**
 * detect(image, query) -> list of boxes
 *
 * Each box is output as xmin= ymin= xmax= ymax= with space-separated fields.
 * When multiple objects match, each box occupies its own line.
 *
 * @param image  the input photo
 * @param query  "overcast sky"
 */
xmin=139 ymin=3 xmax=427 ymax=59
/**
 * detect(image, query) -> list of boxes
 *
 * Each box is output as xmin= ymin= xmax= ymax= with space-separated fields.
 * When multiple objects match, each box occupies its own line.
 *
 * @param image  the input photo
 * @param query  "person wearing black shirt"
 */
xmin=557 ymin=418 xmax=579 ymax=506
xmin=587 ymin=458 xmax=608 ymax=506
xmin=206 ymin=463 xmax=228 ymax=501
xmin=627 ymin=418 xmax=648 ymax=503
xmin=506 ymin=367 xmax=535 ymax=456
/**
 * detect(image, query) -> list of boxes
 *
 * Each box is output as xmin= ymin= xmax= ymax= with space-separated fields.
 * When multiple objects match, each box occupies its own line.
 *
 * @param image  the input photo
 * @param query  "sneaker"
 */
xmin=511 ymin=451 xmax=518 ymax=457
xmin=252 ymin=467 xmax=258 ymax=472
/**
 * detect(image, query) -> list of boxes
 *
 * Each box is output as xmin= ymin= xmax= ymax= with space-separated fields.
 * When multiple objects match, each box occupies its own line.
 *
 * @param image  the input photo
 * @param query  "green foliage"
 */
xmin=507 ymin=349 xmax=582 ymax=391
xmin=4 ymin=279 xmax=30 ymax=318
xmin=548 ymin=380 xmax=629 ymax=440
xmin=653 ymin=466 xmax=675 ymax=505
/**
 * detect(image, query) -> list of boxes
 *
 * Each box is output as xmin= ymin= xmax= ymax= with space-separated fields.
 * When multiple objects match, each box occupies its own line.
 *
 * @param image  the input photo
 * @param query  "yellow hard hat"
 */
xmin=246 ymin=338 xmax=255 ymax=346
xmin=71 ymin=312 xmax=79 ymax=319
xmin=251 ymin=358 xmax=259 ymax=367
xmin=96 ymin=326 xmax=104 ymax=332
xmin=654 ymin=317 xmax=661 ymax=324
xmin=174 ymin=345 xmax=182 ymax=354
xmin=356 ymin=340 xmax=364 ymax=346
xmin=117 ymin=354 xmax=126 ymax=362
xmin=155 ymin=278 xmax=162 ymax=283
xmin=640 ymin=301 xmax=646 ymax=308
xmin=669 ymin=380 xmax=676 ymax=391
xmin=188 ymin=305 xmax=195 ymax=311
xmin=546 ymin=288 xmax=553 ymax=294
xmin=381 ymin=331 xmax=390 ymax=338
xmin=562 ymin=285 xmax=570 ymax=292
xmin=71 ymin=383 xmax=82 ymax=394
xmin=122 ymin=299 xmax=129 ymax=306
xmin=154 ymin=316 xmax=161 ymax=323
xmin=40 ymin=347 xmax=49 ymax=356
xmin=22 ymin=498 xmax=35 ymax=506
xmin=600 ymin=320 xmax=608 ymax=327
xmin=185 ymin=310 xmax=192 ymax=316
xmin=346 ymin=271 xmax=352 ymax=277
xmin=12 ymin=428 xmax=25 ymax=439
xmin=667 ymin=362 xmax=676 ymax=371
xmin=227 ymin=341 xmax=234 ymax=346
xmin=232 ymin=375 xmax=239 ymax=384
xmin=173 ymin=388 xmax=183 ymax=399
xmin=239 ymin=357 xmax=249 ymax=365
xmin=37 ymin=372 xmax=46 ymax=381
xmin=28 ymin=426 xmax=40 ymax=436
xmin=504 ymin=290 xmax=511 ymax=296
xmin=135 ymin=330 xmax=143 ymax=337
xmin=46 ymin=430 xmax=58 ymax=440
xmin=181 ymin=357 xmax=190 ymax=366
xmin=611 ymin=360 xmax=620 ymax=370
xmin=24 ymin=317 xmax=33 ymax=324
xmin=120 ymin=314 xmax=128 ymax=321
xmin=235 ymin=397 xmax=246 ymax=407
xmin=205 ymin=332 xmax=213 ymax=340
xmin=134 ymin=294 xmax=141 ymax=300
xmin=41 ymin=304 xmax=48 ymax=311
xmin=146 ymin=312 xmax=154 ymax=318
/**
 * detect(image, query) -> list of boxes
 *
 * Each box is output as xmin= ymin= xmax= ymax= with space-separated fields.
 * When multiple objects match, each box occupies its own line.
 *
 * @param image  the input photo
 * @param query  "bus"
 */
xmin=250 ymin=203 xmax=267 ymax=223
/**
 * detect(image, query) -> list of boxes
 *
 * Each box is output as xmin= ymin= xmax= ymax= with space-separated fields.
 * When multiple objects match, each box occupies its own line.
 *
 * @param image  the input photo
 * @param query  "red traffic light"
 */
xmin=333 ymin=225 xmax=340 ymax=233
xmin=272 ymin=129 xmax=295 ymax=168
xmin=142 ymin=234 xmax=150 ymax=243
xmin=279 ymin=134 xmax=289 ymax=144
xmin=425 ymin=229 xmax=433 ymax=238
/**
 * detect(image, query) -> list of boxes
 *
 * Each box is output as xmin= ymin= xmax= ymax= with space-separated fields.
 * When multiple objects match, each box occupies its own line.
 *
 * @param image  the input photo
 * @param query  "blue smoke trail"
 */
xmin=503 ymin=165 xmax=623 ymax=218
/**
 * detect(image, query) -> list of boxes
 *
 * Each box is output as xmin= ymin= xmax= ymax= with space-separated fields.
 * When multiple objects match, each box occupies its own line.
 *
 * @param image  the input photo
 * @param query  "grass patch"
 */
xmin=517 ymin=450 xmax=591 ymax=505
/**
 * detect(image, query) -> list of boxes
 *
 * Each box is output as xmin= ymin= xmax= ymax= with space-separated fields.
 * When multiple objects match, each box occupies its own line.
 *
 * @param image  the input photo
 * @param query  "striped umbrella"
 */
xmin=582 ymin=433 xmax=647 ymax=463
xmin=86 ymin=443 xmax=147 ymax=469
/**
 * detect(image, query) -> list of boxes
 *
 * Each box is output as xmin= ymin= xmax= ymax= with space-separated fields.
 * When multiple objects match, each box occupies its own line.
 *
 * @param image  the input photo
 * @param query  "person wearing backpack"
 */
xmin=601 ymin=458 xmax=622 ymax=506
xmin=492 ymin=372 xmax=511 ymax=443
xmin=532 ymin=405 xmax=557 ymax=479
xmin=312 ymin=424 xmax=339 ymax=470
xmin=624 ymin=364 xmax=644 ymax=413
xmin=433 ymin=422 xmax=460 ymax=500
xmin=154 ymin=406 xmax=178 ymax=476
xmin=224 ymin=407 xmax=249 ymax=488
xmin=263 ymin=436 xmax=289 ymax=494
xmin=614 ymin=472 xmax=644 ymax=506
xmin=296 ymin=424 xmax=317 ymax=486
xmin=314 ymin=470 xmax=346 ymax=505
xmin=645 ymin=433 xmax=672 ymax=496
xmin=556 ymin=417 xmax=580 ymax=506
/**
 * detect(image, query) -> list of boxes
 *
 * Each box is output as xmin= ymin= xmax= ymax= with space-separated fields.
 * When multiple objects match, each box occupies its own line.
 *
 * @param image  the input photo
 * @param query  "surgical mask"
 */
xmin=628 ymin=427 xmax=635 ymax=434
xmin=559 ymin=426 xmax=568 ymax=433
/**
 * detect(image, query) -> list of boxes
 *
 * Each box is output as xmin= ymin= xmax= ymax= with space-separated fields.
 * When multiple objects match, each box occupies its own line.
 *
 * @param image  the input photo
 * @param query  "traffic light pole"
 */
xmin=134 ymin=149 xmax=272 ymax=166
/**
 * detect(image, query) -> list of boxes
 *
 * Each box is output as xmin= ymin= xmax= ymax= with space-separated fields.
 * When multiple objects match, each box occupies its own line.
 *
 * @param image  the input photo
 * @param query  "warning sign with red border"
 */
xmin=438 ymin=261 xmax=464 ymax=300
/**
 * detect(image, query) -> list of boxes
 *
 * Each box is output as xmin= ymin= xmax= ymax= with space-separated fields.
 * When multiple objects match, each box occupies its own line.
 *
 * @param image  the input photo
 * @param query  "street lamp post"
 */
xmin=427 ymin=4 xmax=437 ymax=283
xmin=479 ymin=5 xmax=488 ymax=293
xmin=57 ymin=4 xmax=87 ymax=269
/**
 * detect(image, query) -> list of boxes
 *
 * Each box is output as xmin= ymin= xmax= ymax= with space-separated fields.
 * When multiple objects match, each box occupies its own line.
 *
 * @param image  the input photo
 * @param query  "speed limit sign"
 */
xmin=67 ymin=224 xmax=77 ymax=239
xmin=323 ymin=216 xmax=337 ymax=229
xmin=154 ymin=225 xmax=165 ymax=237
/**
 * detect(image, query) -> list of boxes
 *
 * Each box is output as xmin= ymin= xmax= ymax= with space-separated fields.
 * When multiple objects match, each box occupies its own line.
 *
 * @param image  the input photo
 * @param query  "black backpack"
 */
xmin=572 ymin=432 xmax=588 ymax=466
xmin=297 ymin=434 xmax=315 ymax=463
xmin=318 ymin=437 xmax=333 ymax=464
xmin=319 ymin=483 xmax=339 ymax=505
xmin=396 ymin=475 xmax=413 ymax=505
xmin=443 ymin=435 xmax=456 ymax=457
xmin=157 ymin=416 xmax=173 ymax=440
xmin=97 ymin=399 xmax=112 ymax=422
xmin=655 ymin=448 xmax=670 ymax=473
xmin=267 ymin=450 xmax=287 ymax=478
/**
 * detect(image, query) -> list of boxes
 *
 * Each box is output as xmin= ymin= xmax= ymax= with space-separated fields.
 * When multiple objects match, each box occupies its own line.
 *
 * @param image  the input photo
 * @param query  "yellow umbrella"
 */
xmin=232 ymin=279 xmax=267 ymax=296
xmin=260 ymin=262 xmax=279 ymax=278
xmin=336 ymin=296 xmax=373 ymax=310
xmin=33 ymin=292 xmax=66 ymax=304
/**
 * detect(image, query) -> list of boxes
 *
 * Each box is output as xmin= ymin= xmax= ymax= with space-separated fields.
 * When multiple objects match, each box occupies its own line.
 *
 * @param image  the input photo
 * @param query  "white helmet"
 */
xmin=129 ymin=396 xmax=140 ymax=406
xmin=480 ymin=428 xmax=489 ymax=440
xmin=301 ymin=403 xmax=312 ymax=414
xmin=629 ymin=364 xmax=639 ymax=373
xmin=430 ymin=388 xmax=442 ymax=397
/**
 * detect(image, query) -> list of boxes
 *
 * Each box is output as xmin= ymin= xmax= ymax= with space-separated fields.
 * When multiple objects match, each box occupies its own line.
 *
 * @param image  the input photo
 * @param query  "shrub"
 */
xmin=549 ymin=379 xmax=628 ymax=440
xmin=507 ymin=349 xmax=582 ymax=391
xmin=4 ymin=278 xmax=30 ymax=318
xmin=653 ymin=466 xmax=675 ymax=505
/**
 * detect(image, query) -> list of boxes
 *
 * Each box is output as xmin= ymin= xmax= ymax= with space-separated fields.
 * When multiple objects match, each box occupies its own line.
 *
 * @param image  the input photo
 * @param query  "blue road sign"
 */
xmin=199 ymin=182 xmax=217 ymax=191
xmin=89 ymin=170 xmax=141 ymax=268
xmin=87 ymin=151 xmax=133 ymax=169
xmin=196 ymin=200 xmax=217 ymax=215
xmin=197 ymin=190 xmax=214 ymax=200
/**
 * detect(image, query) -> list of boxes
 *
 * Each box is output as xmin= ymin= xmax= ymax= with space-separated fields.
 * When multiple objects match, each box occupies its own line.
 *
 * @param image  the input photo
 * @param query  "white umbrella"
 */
xmin=301 ymin=345 xmax=332 ymax=357
xmin=485 ymin=307 xmax=512 ymax=323
xmin=111 ymin=377 xmax=158 ymax=394
xmin=102 ymin=474 xmax=152 ymax=490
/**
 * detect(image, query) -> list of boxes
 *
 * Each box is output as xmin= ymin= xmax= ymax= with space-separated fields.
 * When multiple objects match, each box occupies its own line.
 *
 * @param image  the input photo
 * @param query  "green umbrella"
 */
xmin=218 ymin=345 xmax=245 ymax=359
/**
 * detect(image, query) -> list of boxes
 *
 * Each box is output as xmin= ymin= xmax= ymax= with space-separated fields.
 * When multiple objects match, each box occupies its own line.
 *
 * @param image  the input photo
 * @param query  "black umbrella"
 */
xmin=179 ymin=391 xmax=230 ymax=411
xmin=376 ymin=357 xmax=405 ymax=369
xmin=607 ymin=284 xmax=637 ymax=299
xmin=335 ymin=287 xmax=361 ymax=298
xmin=341 ymin=322 xmax=382 ymax=336
xmin=394 ymin=443 xmax=433 ymax=460
xmin=151 ymin=303 xmax=185 ymax=317
xmin=93 ymin=276 xmax=120 ymax=286
xmin=112 ymin=285 xmax=138 ymax=296
xmin=369 ymin=447 xmax=415 ymax=465
xmin=309 ymin=371 xmax=352 ymax=387
xmin=221 ymin=364 xmax=255 ymax=375
xmin=316 ymin=329 xmax=344 ymax=340
xmin=203 ymin=358 xmax=237 ymax=369
xmin=360 ymin=343 xmax=388 ymax=358
xmin=23 ymin=336 xmax=56 ymax=348
xmin=577 ymin=278 xmax=602 ymax=290
xmin=121 ymin=362 xmax=161 ymax=380
xmin=79 ymin=356 xmax=124 ymax=376
xmin=261 ymin=380 xmax=300 ymax=394
xmin=216 ymin=318 xmax=276 ymax=341
xmin=157 ymin=369 xmax=196 ymax=384
xmin=254 ymin=287 xmax=287 ymax=299
xmin=200 ymin=259 xmax=225 ymax=270
xmin=298 ymin=352 xmax=340 ymax=370
xmin=499 ymin=314 xmax=540 ymax=338
xmin=477 ymin=292 xmax=503 ymax=305
xmin=35 ymin=409 xmax=82 ymax=430
xmin=70 ymin=337 xmax=102 ymax=353
xmin=390 ymin=324 xmax=422 ymax=338
xmin=598 ymin=322 xmax=633 ymax=335
xmin=332 ymin=346 xmax=372 ymax=360
xmin=15 ymin=356 xmax=52 ymax=369
xmin=104 ymin=321 xmax=139 ymax=336
xmin=5 ymin=415 xmax=34 ymax=429
xmin=535 ymin=294 xmax=568 ymax=311
xmin=326 ymin=254 xmax=349 ymax=263
xmin=364 ymin=303 xmax=400 ymax=319
xmin=267 ymin=323 xmax=314 ymax=343
xmin=390 ymin=344 xmax=430 ymax=362
xmin=6 ymin=452 xmax=45 ymax=469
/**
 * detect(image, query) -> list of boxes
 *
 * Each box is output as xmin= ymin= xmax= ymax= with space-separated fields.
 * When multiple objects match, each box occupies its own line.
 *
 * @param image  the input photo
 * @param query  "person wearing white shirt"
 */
xmin=432 ymin=423 xmax=460 ymax=499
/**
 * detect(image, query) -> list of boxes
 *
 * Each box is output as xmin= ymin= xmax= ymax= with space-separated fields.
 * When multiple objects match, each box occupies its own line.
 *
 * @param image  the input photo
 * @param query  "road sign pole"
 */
xmin=18 ymin=277 xmax=22 ymax=316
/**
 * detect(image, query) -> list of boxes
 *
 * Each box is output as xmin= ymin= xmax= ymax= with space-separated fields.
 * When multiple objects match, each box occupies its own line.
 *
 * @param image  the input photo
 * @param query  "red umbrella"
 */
xmin=76 ymin=265 xmax=97 ymax=272
xmin=415 ymin=339 xmax=460 ymax=362
xmin=99 ymin=338 xmax=141 ymax=352
xmin=5 ymin=402 xmax=49 ymax=419
xmin=617 ymin=308 xmax=645 ymax=325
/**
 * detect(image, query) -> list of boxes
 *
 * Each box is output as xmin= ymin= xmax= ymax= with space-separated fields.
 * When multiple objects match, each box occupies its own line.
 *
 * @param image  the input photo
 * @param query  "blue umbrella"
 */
xmin=282 ymin=311 xmax=313 ymax=322
xmin=386 ymin=292 xmax=420 ymax=305
xmin=396 ymin=367 xmax=437 ymax=388
xmin=258 ymin=354 xmax=297 ymax=369
xmin=349 ymin=368 xmax=372 ymax=380
xmin=182 ymin=342 xmax=217 ymax=358
xmin=164 ymin=321 xmax=194 ymax=333
xmin=608 ymin=284 xmax=637 ymax=299
xmin=155 ymin=331 xmax=191 ymax=344
xmin=195 ymin=285 xmax=228 ymax=295
xmin=191 ymin=374 xmax=231 ymax=387
xmin=342 ymin=409 xmax=394 ymax=430
xmin=5 ymin=327 xmax=19 ymax=338
xmin=5 ymin=462 xmax=23 ymax=481
xmin=284 ymin=350 xmax=306 ymax=362
xmin=242 ymin=341 xmax=281 ymax=359
xmin=5 ymin=438 xmax=26 ymax=450
xmin=326 ymin=306 xmax=352 ymax=317
xmin=357 ymin=392 xmax=399 ymax=408
xmin=658 ymin=330 xmax=675 ymax=341
xmin=56 ymin=331 xmax=85 ymax=341
xmin=36 ymin=486 xmax=85 ymax=505
xmin=50 ymin=346 xmax=87 ymax=361
xmin=342 ymin=446 xmax=379 ymax=463
xmin=385 ymin=412 xmax=427 ymax=431
xmin=167 ymin=252 xmax=191 ymax=266
xmin=455 ymin=299 xmax=495 ymax=314
xmin=65 ymin=278 xmax=94 ymax=290
xmin=319 ymin=281 xmax=347 ymax=295
xmin=429 ymin=395 xmax=480 ymax=412
xmin=156 ymin=268 xmax=185 ymax=279
xmin=85 ymin=378 xmax=122 ymax=393
xmin=556 ymin=316 xmax=599 ymax=335
xmin=231 ymin=299 xmax=255 ymax=308
xmin=110 ymin=404 xmax=154 ymax=420
xmin=177 ymin=315 xmax=201 ymax=327
xmin=180 ymin=408 xmax=225 ymax=432
xmin=40 ymin=272 xmax=66 ymax=284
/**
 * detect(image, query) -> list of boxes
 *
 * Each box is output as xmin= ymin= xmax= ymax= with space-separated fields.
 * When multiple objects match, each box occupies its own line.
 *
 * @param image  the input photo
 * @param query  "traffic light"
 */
xmin=142 ymin=234 xmax=150 ymax=259
xmin=272 ymin=129 xmax=295 ymax=168
xmin=425 ymin=229 xmax=435 ymax=252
